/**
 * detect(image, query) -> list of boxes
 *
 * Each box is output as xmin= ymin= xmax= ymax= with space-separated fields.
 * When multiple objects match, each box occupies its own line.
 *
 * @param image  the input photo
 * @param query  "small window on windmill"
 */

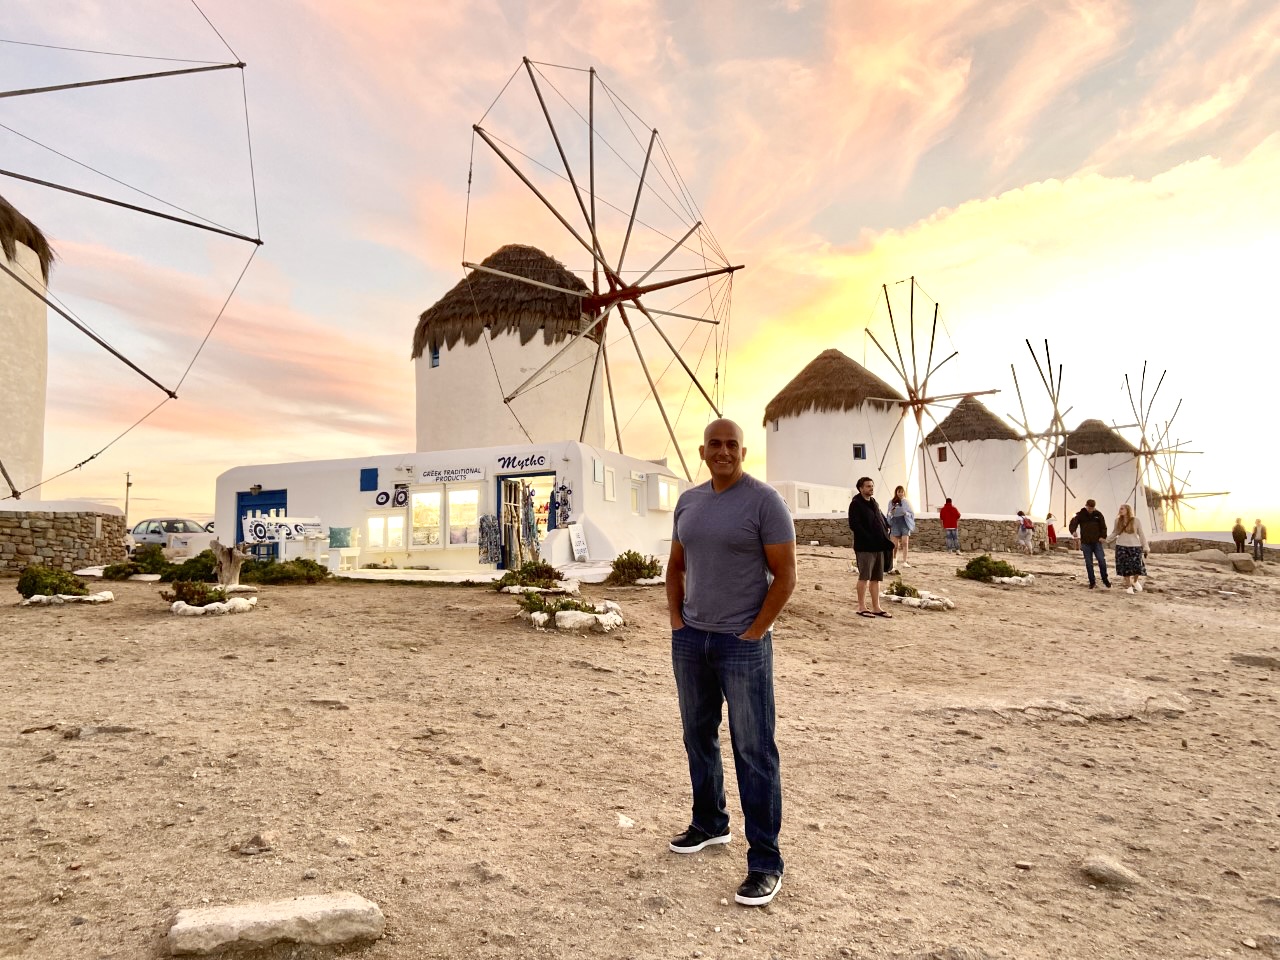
xmin=430 ymin=346 xmax=440 ymax=368
xmin=798 ymin=489 xmax=810 ymax=508
xmin=937 ymin=446 xmax=948 ymax=463
xmin=1068 ymin=457 xmax=1078 ymax=470
xmin=771 ymin=420 xmax=778 ymax=432
xmin=852 ymin=444 xmax=867 ymax=460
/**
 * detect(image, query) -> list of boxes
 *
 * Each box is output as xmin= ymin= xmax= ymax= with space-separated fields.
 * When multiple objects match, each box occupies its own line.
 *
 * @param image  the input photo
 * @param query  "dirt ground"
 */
xmin=1 ymin=547 xmax=1278 ymax=960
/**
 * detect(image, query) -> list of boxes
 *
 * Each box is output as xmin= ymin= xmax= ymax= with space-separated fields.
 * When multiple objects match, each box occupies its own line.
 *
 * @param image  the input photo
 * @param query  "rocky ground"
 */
xmin=1 ymin=547 xmax=1277 ymax=959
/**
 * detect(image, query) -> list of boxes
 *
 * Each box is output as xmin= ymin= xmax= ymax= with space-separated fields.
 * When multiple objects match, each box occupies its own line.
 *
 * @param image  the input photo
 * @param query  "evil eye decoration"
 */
xmin=393 ymin=489 xmax=408 ymax=506
xmin=249 ymin=520 xmax=268 ymax=541
xmin=375 ymin=491 xmax=391 ymax=506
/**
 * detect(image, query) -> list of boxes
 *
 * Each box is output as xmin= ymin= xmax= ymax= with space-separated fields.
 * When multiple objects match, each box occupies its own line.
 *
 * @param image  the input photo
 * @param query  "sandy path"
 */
xmin=1 ymin=548 xmax=1277 ymax=959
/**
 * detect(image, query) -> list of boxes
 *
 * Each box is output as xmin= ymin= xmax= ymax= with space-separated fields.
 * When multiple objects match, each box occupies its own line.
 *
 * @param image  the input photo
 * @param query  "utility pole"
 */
xmin=124 ymin=472 xmax=132 ymax=527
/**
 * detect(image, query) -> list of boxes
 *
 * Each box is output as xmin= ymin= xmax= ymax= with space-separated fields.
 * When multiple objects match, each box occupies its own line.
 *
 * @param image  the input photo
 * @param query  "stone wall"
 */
xmin=1150 ymin=537 xmax=1277 ymax=561
xmin=795 ymin=516 xmax=1047 ymax=554
xmin=0 ymin=510 xmax=128 ymax=575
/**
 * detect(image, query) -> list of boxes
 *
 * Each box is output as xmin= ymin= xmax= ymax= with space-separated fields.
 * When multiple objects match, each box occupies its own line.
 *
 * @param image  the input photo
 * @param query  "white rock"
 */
xmin=991 ymin=574 xmax=1035 ymax=586
xmin=166 ymin=891 xmax=384 ymax=955
xmin=617 ymin=814 xmax=635 ymax=828
xmin=171 ymin=597 xmax=257 ymax=616
xmin=21 ymin=591 xmax=114 ymax=606
xmin=634 ymin=576 xmax=665 ymax=586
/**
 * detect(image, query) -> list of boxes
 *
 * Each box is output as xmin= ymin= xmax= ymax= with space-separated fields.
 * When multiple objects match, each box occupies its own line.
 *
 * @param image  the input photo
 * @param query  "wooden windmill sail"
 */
xmin=1111 ymin=362 xmax=1226 ymax=532
xmin=1007 ymin=339 xmax=1076 ymax=519
xmin=862 ymin=277 xmax=998 ymax=508
xmin=460 ymin=58 xmax=738 ymax=481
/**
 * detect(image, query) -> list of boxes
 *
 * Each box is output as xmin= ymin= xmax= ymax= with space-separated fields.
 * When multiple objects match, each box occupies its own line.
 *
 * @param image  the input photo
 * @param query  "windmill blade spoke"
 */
xmin=504 ymin=308 xmax=613 ymax=402
xmin=876 ymin=413 xmax=907 ymax=471
xmin=630 ymin=302 xmax=721 ymax=416
xmin=580 ymin=326 xmax=607 ymax=442
xmin=616 ymin=303 xmax=691 ymax=480
xmin=866 ymin=330 xmax=908 ymax=385
xmin=602 ymin=339 xmax=623 ymax=454
xmin=618 ymin=128 xmax=658 ymax=273
xmin=885 ymin=285 xmax=911 ymax=397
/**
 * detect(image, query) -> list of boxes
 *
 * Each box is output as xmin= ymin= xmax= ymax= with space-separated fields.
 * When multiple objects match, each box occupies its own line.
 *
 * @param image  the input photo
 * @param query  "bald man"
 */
xmin=665 ymin=418 xmax=797 ymax=907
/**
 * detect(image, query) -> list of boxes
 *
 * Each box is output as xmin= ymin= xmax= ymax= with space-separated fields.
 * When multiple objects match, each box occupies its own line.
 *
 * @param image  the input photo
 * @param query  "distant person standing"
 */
xmin=1251 ymin=519 xmax=1267 ymax=561
xmin=939 ymin=497 xmax=961 ymax=553
xmin=1015 ymin=510 xmax=1034 ymax=554
xmin=1109 ymin=503 xmax=1149 ymax=593
xmin=666 ymin=418 xmax=796 ymax=908
xmin=886 ymin=486 xmax=916 ymax=568
xmin=1069 ymin=499 xmax=1111 ymax=589
xmin=1232 ymin=518 xmax=1248 ymax=553
xmin=848 ymin=477 xmax=895 ymax=619
xmin=1045 ymin=513 xmax=1058 ymax=548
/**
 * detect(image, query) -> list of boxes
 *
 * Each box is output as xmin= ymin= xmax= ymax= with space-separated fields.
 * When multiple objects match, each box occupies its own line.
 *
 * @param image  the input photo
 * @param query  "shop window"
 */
xmin=630 ymin=484 xmax=642 ymax=515
xmin=937 ymin=446 xmax=948 ymax=463
xmin=448 ymin=488 xmax=480 ymax=544
xmin=411 ymin=491 xmax=442 ymax=546
xmin=852 ymin=444 xmax=867 ymax=460
xmin=657 ymin=477 xmax=678 ymax=511
xmin=604 ymin=467 xmax=616 ymax=502
xmin=798 ymin=489 xmax=810 ymax=508
xmin=367 ymin=514 xmax=404 ymax=551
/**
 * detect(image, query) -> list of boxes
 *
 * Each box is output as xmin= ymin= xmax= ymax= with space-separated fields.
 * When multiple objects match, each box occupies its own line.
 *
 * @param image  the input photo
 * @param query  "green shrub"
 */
xmin=102 ymin=562 xmax=141 ymax=581
xmin=160 ymin=581 xmax=228 ymax=606
xmin=517 ymin=592 xmax=601 ymax=616
xmin=494 ymin=559 xmax=560 ymax=591
xmin=886 ymin=578 xmax=919 ymax=598
xmin=240 ymin=557 xmax=330 ymax=585
xmin=16 ymin=565 xmax=89 ymax=599
xmin=132 ymin=544 xmax=170 ymax=575
xmin=957 ymin=554 xmax=1026 ymax=582
xmin=604 ymin=550 xmax=663 ymax=586
xmin=158 ymin=549 xmax=219 ymax=583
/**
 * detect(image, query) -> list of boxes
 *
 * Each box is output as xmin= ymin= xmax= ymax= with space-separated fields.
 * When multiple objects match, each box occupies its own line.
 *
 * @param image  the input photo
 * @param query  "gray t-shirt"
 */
xmin=672 ymin=473 xmax=795 ymax=634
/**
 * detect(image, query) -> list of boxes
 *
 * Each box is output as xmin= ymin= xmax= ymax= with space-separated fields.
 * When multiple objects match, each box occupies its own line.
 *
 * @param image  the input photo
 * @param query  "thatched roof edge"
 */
xmin=924 ymin=395 xmax=1021 ymax=444
xmin=763 ymin=349 xmax=905 ymax=424
xmin=0 ymin=193 xmax=54 ymax=281
xmin=1051 ymin=418 xmax=1138 ymax=457
xmin=411 ymin=244 xmax=595 ymax=358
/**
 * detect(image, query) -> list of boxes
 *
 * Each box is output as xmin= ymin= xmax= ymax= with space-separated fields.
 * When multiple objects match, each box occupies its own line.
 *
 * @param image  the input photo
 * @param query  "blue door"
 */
xmin=236 ymin=489 xmax=287 ymax=560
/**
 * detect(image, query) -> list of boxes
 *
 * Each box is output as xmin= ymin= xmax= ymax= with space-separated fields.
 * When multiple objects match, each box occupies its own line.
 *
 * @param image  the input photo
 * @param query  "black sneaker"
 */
xmin=735 ymin=871 xmax=782 ymax=906
xmin=1102 ymin=581 xmax=1112 ymax=588
xmin=668 ymin=826 xmax=731 ymax=854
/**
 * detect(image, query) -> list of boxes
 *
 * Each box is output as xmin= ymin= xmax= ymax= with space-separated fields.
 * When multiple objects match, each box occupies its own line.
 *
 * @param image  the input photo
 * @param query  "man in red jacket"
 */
xmin=940 ymin=498 xmax=961 ymax=553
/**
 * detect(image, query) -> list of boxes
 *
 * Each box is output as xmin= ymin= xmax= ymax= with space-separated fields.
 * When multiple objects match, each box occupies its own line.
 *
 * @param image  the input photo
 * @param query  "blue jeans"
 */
xmin=671 ymin=625 xmax=783 ymax=876
xmin=945 ymin=529 xmax=959 ymax=551
xmin=1082 ymin=540 xmax=1109 ymax=586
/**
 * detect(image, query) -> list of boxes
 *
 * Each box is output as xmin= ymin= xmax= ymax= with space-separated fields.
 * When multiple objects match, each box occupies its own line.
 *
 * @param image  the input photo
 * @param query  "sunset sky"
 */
xmin=3 ymin=0 xmax=1277 ymax=532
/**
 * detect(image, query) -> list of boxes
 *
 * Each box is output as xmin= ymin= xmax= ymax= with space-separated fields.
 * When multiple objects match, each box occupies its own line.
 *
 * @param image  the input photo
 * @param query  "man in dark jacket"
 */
xmin=848 ymin=476 xmax=895 ymax=617
xmin=1069 ymin=499 xmax=1111 ymax=588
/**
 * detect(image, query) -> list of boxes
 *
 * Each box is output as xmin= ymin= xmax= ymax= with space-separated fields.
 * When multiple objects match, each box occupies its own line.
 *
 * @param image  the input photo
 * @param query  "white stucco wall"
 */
xmin=767 ymin=480 xmax=853 ymax=516
xmin=765 ymin=406 xmax=906 ymax=495
xmin=916 ymin=438 xmax=1030 ymax=514
xmin=0 ymin=242 xmax=47 ymax=500
xmin=1048 ymin=451 xmax=1141 ymax=523
xmin=215 ymin=441 xmax=680 ymax=570
xmin=415 ymin=330 xmax=605 ymax=452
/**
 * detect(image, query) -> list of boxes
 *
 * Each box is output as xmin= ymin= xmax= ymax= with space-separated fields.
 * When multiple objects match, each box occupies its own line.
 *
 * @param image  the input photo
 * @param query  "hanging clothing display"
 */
xmin=555 ymin=480 xmax=573 ymax=526
xmin=477 ymin=514 xmax=501 ymax=565
xmin=521 ymin=483 xmax=540 ymax=556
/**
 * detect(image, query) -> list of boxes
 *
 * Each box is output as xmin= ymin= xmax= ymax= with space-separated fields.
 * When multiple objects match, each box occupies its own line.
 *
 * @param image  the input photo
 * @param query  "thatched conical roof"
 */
xmin=763 ymin=349 xmax=904 ymax=424
xmin=412 ymin=244 xmax=594 ymax=358
xmin=0 ymin=193 xmax=54 ymax=281
xmin=1052 ymin=418 xmax=1137 ymax=457
xmin=924 ymin=395 xmax=1020 ymax=445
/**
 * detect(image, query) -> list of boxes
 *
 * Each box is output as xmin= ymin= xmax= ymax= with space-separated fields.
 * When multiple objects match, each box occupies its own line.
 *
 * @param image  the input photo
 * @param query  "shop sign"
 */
xmin=495 ymin=450 xmax=551 ymax=472
xmin=568 ymin=521 xmax=589 ymax=562
xmin=419 ymin=466 xmax=485 ymax=483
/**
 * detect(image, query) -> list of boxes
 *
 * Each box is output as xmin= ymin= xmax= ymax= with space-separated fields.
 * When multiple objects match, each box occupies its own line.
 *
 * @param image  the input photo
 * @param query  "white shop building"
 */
xmin=214 ymin=244 xmax=684 ymax=570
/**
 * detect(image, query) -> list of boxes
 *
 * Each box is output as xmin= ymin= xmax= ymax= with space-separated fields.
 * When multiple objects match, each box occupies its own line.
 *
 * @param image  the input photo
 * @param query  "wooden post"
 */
xmin=211 ymin=539 xmax=250 ymax=587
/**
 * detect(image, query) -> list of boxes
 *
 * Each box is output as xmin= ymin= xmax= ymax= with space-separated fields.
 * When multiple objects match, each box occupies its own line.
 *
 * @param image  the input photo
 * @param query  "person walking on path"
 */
xmin=1232 ymin=519 xmax=1248 ymax=553
xmin=1046 ymin=513 xmax=1058 ymax=548
xmin=848 ymin=477 xmax=895 ymax=619
xmin=939 ymin=498 xmax=961 ymax=553
xmin=1251 ymin=519 xmax=1267 ymax=561
xmin=665 ymin=418 xmax=796 ymax=908
xmin=1108 ymin=503 xmax=1150 ymax=593
xmin=886 ymin=486 xmax=916 ymax=568
xmin=1069 ymin=499 xmax=1111 ymax=588
xmin=1015 ymin=511 xmax=1034 ymax=554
